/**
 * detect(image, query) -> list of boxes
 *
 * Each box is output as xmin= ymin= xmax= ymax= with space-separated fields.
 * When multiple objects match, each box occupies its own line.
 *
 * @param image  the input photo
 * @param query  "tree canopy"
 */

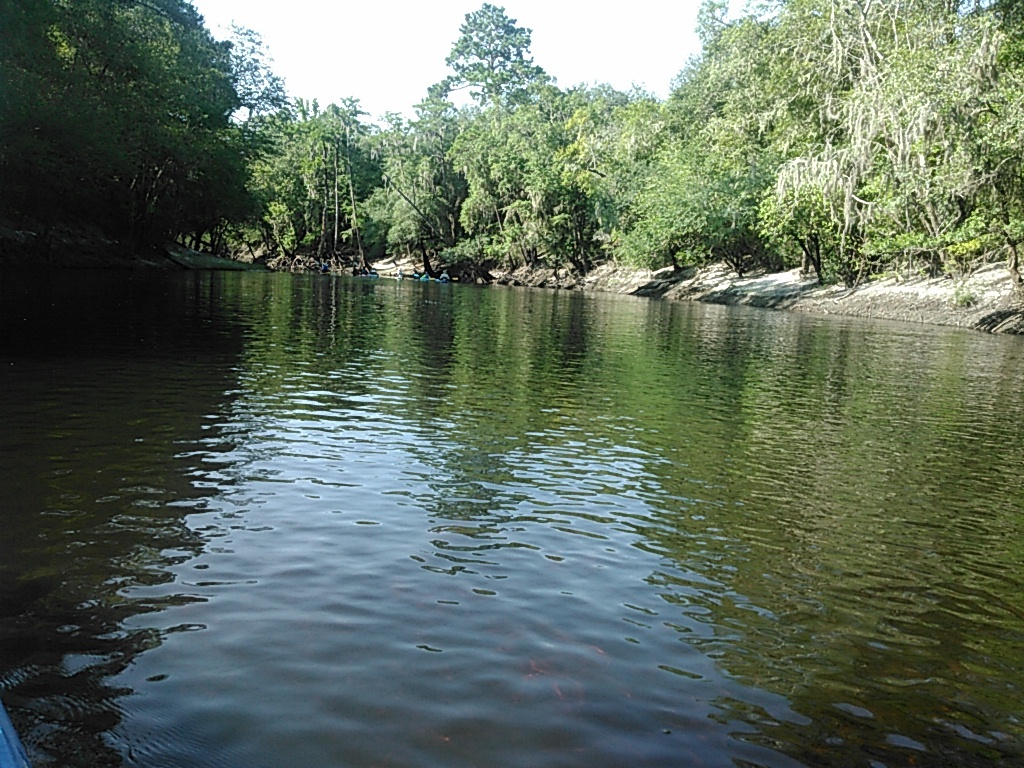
xmin=4 ymin=0 xmax=1024 ymax=292
xmin=0 ymin=0 xmax=256 ymax=252
xmin=443 ymin=3 xmax=549 ymax=105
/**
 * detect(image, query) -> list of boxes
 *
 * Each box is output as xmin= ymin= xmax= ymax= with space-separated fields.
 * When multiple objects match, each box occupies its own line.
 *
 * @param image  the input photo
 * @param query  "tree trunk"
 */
xmin=333 ymin=141 xmax=340 ymax=254
xmin=345 ymin=124 xmax=367 ymax=269
xmin=1006 ymin=234 xmax=1024 ymax=297
xmin=797 ymin=233 xmax=823 ymax=283
xmin=317 ymin=198 xmax=329 ymax=258
xmin=418 ymin=240 xmax=437 ymax=277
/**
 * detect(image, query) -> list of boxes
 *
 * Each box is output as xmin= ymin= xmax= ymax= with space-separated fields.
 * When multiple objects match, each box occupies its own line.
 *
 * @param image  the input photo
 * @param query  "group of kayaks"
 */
xmin=0 ymin=698 xmax=30 ymax=768
xmin=398 ymin=270 xmax=452 ymax=283
xmin=368 ymin=268 xmax=453 ymax=283
xmin=319 ymin=264 xmax=454 ymax=283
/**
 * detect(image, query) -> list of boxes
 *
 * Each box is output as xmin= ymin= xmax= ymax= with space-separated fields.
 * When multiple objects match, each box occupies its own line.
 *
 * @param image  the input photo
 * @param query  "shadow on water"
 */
xmin=0 ymin=272 xmax=248 ymax=766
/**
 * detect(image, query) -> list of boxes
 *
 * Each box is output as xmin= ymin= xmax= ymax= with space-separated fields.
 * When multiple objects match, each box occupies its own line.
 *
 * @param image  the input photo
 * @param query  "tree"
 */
xmin=227 ymin=25 xmax=287 ymax=122
xmin=561 ymin=89 xmax=663 ymax=247
xmin=613 ymin=7 xmax=780 ymax=273
xmin=444 ymin=3 xmax=549 ymax=105
xmin=445 ymin=84 xmax=614 ymax=274
xmin=245 ymin=98 xmax=381 ymax=268
xmin=0 ymin=0 xmax=250 ymax=254
xmin=768 ymin=0 xmax=1024 ymax=286
xmin=367 ymin=96 xmax=469 ymax=270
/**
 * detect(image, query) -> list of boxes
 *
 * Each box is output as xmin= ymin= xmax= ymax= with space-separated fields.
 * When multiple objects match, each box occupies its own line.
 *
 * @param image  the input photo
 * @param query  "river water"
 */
xmin=1 ymin=271 xmax=1022 ymax=767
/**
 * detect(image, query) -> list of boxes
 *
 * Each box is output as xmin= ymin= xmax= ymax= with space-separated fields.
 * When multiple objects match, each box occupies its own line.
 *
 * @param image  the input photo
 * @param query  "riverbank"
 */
xmin=5 ymin=219 xmax=1021 ymax=334
xmin=0 ymin=223 xmax=264 ymax=271
xmin=474 ymin=260 xmax=1024 ymax=335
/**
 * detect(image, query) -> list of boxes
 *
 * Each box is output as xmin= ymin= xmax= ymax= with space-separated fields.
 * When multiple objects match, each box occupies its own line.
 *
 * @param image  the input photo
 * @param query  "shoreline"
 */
xmin=474 ymin=260 xmax=1024 ymax=336
xmin=4 ymin=224 xmax=1022 ymax=334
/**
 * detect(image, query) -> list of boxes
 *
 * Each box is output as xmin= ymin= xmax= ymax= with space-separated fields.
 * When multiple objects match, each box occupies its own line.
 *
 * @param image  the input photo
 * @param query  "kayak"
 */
xmin=411 ymin=273 xmax=451 ymax=283
xmin=0 ymin=698 xmax=29 ymax=768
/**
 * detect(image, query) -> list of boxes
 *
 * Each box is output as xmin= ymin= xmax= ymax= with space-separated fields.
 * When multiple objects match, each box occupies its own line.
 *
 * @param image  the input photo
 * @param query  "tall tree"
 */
xmin=613 ymin=6 xmax=780 ymax=273
xmin=245 ymin=98 xmax=381 ymax=268
xmin=366 ymin=96 xmax=469 ymax=268
xmin=227 ymin=25 xmax=287 ymax=122
xmin=444 ymin=3 xmax=549 ymax=105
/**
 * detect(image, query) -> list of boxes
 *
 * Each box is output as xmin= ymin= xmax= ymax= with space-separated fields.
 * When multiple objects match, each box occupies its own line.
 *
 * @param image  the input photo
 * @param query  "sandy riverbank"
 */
xmin=464 ymin=260 xmax=1024 ymax=335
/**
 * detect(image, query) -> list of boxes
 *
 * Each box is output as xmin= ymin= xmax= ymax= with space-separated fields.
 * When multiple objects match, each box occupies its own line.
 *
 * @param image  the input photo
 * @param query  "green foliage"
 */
xmin=444 ymin=3 xmax=549 ymax=106
xmin=612 ymin=11 xmax=782 ymax=273
xmin=0 ymin=0 xmax=249 ymax=251
xmin=562 ymin=93 xmax=664 ymax=246
xmin=7 ymin=0 xmax=1024 ymax=288
xmin=245 ymin=99 xmax=382 ymax=264
xmin=365 ymin=97 xmax=469 ymax=261
xmin=953 ymin=282 xmax=979 ymax=307
xmin=448 ymin=86 xmax=606 ymax=272
xmin=228 ymin=25 xmax=287 ymax=121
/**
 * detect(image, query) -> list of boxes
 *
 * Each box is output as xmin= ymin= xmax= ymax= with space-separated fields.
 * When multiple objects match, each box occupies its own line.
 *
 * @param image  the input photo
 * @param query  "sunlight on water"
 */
xmin=2 ymin=272 xmax=1023 ymax=767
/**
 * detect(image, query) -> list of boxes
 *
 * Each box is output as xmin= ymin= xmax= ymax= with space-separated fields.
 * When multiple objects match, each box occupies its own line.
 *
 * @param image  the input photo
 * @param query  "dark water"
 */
xmin=1 ymin=271 xmax=1023 ymax=767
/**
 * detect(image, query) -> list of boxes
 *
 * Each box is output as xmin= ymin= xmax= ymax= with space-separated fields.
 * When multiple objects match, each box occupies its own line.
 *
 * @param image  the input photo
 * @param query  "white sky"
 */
xmin=188 ymin=1 xmax=714 ymax=121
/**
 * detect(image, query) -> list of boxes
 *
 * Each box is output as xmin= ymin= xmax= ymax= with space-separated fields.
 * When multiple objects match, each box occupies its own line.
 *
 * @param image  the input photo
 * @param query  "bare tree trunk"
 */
xmin=345 ymin=124 xmax=366 ymax=269
xmin=999 ymin=202 xmax=1023 ymax=297
xmin=316 ymin=142 xmax=330 ymax=258
xmin=418 ymin=240 xmax=437 ymax=277
xmin=333 ymin=141 xmax=340 ymax=254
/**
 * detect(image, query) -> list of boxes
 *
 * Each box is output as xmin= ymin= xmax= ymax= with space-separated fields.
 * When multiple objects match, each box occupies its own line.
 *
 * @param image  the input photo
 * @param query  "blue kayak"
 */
xmin=0 ymin=698 xmax=29 ymax=768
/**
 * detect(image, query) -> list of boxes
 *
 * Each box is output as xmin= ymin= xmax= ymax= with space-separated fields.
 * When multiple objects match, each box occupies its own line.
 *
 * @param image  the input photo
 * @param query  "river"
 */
xmin=1 ymin=271 xmax=1022 ymax=767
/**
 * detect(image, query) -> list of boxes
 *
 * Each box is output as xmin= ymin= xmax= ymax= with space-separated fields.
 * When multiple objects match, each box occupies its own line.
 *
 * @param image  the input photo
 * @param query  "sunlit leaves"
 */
xmin=246 ymin=99 xmax=381 ymax=263
xmin=228 ymin=25 xmax=287 ymax=121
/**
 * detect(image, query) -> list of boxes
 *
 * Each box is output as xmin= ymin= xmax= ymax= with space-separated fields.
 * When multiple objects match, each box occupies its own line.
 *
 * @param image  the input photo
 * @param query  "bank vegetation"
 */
xmin=3 ymin=1 xmax=1024 ymax=302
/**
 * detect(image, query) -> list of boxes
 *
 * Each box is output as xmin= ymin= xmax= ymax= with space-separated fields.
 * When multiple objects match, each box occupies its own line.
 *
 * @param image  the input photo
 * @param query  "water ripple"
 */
xmin=3 ymin=275 xmax=1024 ymax=767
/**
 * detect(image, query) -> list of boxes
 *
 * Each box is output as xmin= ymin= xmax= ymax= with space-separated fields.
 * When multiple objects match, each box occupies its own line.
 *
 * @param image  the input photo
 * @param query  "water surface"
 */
xmin=1 ymin=271 xmax=1023 ymax=767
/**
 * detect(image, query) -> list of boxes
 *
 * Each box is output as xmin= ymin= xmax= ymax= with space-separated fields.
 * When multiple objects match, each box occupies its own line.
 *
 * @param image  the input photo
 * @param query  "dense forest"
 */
xmin=2 ymin=0 xmax=1023 ymax=290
